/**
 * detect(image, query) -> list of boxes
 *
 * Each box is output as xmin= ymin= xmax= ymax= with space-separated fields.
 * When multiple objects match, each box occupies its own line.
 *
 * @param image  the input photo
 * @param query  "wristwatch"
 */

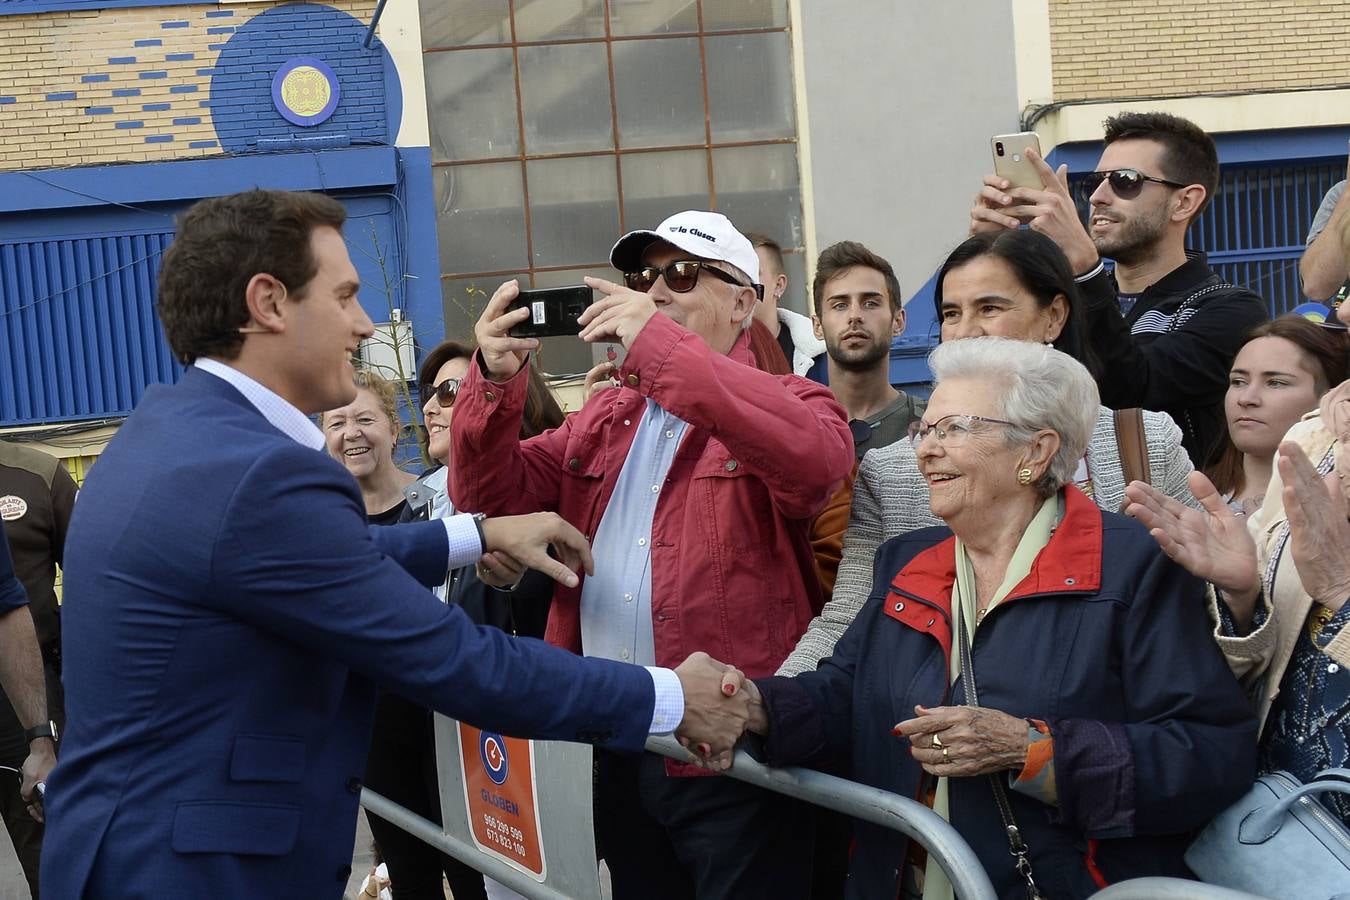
xmin=24 ymin=720 xmax=58 ymax=745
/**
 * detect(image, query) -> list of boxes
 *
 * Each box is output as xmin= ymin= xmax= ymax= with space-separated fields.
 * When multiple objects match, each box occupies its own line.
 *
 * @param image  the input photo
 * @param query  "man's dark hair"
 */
xmin=743 ymin=231 xmax=784 ymax=281
xmin=934 ymin=229 xmax=1103 ymax=381
xmin=157 ymin=189 xmax=348 ymax=364
xmin=812 ymin=240 xmax=902 ymax=313
xmin=1102 ymin=111 xmax=1219 ymax=217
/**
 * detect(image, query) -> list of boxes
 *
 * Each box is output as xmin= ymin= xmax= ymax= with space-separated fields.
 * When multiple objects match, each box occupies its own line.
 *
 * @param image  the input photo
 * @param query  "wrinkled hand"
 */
xmin=894 ymin=705 xmax=1028 ymax=778
xmin=478 ymin=513 xmax=594 ymax=589
xmin=1280 ymin=441 xmax=1350 ymax=612
xmin=673 ymin=652 xmax=752 ymax=771
xmin=582 ymin=360 xmax=620 ymax=399
xmin=476 ymin=550 xmax=526 ymax=590
xmin=1124 ymin=472 xmax=1261 ymax=623
xmin=578 ymin=277 xmax=658 ymax=349
xmin=473 ymin=280 xmax=537 ymax=381
xmin=20 ymin=740 xmax=54 ymax=823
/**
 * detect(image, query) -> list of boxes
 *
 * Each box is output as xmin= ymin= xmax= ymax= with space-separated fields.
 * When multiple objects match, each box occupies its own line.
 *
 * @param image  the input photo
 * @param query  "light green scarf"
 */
xmin=921 ymin=494 xmax=1061 ymax=900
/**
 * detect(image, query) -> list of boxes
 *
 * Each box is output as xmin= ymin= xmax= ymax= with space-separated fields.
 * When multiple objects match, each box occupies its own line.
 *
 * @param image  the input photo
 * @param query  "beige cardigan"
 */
xmin=1212 ymin=412 xmax=1350 ymax=732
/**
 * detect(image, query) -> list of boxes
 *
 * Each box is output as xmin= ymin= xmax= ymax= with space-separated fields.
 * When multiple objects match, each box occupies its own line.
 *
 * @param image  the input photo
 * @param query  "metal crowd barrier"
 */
xmin=362 ymin=730 xmax=1272 ymax=900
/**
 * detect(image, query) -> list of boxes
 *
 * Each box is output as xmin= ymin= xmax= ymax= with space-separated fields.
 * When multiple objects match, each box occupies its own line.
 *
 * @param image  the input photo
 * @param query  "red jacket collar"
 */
xmin=887 ymin=485 xmax=1104 ymax=619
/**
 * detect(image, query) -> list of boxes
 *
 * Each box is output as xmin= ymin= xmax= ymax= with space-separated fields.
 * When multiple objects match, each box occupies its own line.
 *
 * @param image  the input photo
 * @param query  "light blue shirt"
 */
xmin=193 ymin=359 xmax=481 ymax=567
xmin=580 ymin=400 xmax=690 ymax=667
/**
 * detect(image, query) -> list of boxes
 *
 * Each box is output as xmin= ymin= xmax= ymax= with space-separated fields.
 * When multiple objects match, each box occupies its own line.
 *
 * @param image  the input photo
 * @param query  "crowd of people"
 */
xmin=0 ymin=107 xmax=1347 ymax=900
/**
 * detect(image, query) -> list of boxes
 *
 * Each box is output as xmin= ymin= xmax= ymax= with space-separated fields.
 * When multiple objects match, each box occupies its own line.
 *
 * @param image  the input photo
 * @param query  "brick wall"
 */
xmin=1049 ymin=0 xmax=1350 ymax=101
xmin=0 ymin=0 xmax=380 ymax=173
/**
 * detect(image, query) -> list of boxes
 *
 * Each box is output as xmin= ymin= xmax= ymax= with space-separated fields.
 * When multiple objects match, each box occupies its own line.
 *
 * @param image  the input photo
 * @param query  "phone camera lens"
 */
xmin=995 ymin=142 xmax=1005 ymax=157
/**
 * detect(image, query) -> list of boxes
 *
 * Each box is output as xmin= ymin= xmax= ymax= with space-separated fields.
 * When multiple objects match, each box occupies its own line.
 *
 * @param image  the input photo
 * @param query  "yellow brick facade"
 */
xmin=1049 ymin=0 xmax=1350 ymax=102
xmin=0 ymin=0 xmax=374 ymax=173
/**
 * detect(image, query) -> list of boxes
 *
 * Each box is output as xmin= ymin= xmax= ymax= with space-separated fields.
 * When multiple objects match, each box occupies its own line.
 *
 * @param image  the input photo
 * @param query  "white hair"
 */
xmin=928 ymin=337 xmax=1099 ymax=497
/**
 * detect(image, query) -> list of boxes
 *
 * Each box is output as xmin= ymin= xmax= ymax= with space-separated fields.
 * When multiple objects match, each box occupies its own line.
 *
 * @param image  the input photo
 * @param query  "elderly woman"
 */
xmin=321 ymin=368 xmax=417 ymax=524
xmin=1127 ymin=295 xmax=1350 ymax=826
xmin=781 ymin=229 xmax=1196 ymax=676
xmin=740 ymin=337 xmax=1255 ymax=900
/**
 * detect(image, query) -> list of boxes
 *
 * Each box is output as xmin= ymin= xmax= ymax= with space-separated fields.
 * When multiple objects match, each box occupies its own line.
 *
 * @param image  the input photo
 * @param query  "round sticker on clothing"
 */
xmin=0 ymin=496 xmax=27 ymax=521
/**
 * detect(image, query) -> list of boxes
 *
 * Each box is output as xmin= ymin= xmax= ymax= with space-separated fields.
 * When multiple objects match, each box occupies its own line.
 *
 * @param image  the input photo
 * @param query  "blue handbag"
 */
xmin=1185 ymin=768 xmax=1350 ymax=899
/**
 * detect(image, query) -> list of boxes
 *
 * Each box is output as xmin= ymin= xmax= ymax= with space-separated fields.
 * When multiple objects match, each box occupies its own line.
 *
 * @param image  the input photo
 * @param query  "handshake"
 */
xmin=671 ymin=651 xmax=769 ymax=771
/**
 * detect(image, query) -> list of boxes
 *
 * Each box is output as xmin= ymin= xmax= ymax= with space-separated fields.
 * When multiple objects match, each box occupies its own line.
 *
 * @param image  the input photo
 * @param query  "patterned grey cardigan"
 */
xmin=779 ymin=406 xmax=1199 ymax=676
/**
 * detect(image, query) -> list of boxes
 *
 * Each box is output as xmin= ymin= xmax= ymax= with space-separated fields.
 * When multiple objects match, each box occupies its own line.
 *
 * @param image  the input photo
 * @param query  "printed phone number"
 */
xmin=483 ymin=814 xmax=526 ymax=857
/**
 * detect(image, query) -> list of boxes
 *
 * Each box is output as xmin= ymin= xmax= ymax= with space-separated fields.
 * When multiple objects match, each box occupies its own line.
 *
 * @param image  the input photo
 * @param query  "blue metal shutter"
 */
xmin=1072 ymin=158 xmax=1344 ymax=317
xmin=0 ymin=231 xmax=181 ymax=424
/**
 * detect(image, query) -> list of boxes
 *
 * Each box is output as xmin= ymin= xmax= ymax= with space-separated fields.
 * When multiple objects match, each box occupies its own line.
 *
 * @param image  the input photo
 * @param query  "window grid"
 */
xmin=423 ymin=0 xmax=800 ymax=290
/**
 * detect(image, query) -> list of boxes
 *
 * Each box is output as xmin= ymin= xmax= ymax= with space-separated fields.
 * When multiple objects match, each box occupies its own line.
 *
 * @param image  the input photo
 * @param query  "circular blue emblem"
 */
xmin=479 ymin=731 xmax=509 ymax=786
xmin=271 ymin=56 xmax=340 ymax=127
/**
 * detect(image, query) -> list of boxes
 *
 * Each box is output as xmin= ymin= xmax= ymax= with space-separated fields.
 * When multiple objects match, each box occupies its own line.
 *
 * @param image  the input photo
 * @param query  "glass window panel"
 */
xmin=518 ymin=44 xmax=614 ymax=154
xmin=437 ymin=275 xmax=520 ymax=347
xmin=612 ymin=37 xmax=705 ymax=149
xmin=435 ymin=163 xmax=529 ymax=274
xmin=526 ymin=156 xmax=621 ymax=267
xmin=619 ymin=150 xmax=710 ymax=229
xmin=514 ymin=0 xmax=605 ymax=40
xmin=712 ymin=144 xmax=802 ymax=248
xmin=424 ymin=49 xmax=520 ymax=162
xmin=609 ymin=0 xmax=698 ymax=35
xmin=701 ymin=0 xmax=789 ymax=31
xmin=705 ymin=32 xmax=795 ymax=141
xmin=420 ymin=0 xmax=511 ymax=47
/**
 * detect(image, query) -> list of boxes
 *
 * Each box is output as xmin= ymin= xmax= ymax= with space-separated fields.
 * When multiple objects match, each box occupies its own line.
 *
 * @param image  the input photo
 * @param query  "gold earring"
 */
xmin=1017 ymin=468 xmax=1034 ymax=485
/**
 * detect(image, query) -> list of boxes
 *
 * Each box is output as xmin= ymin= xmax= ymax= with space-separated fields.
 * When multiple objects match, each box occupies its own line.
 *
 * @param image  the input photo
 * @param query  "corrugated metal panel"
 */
xmin=1071 ymin=158 xmax=1344 ymax=317
xmin=0 ymin=230 xmax=181 ymax=424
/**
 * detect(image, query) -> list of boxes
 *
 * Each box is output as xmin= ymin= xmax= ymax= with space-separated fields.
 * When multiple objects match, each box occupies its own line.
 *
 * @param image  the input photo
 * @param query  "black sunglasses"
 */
xmin=624 ymin=260 xmax=751 ymax=295
xmin=419 ymin=377 xmax=461 ymax=407
xmin=1078 ymin=168 xmax=1188 ymax=202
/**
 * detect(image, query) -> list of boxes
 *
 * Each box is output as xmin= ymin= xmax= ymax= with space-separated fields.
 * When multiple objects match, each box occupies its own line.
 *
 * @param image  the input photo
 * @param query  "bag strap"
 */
xmin=957 ymin=613 xmax=1045 ymax=900
xmin=1113 ymin=408 xmax=1152 ymax=512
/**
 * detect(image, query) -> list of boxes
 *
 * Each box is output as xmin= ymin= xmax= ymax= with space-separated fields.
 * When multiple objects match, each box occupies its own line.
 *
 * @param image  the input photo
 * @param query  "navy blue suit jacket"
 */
xmin=42 ymin=368 xmax=655 ymax=898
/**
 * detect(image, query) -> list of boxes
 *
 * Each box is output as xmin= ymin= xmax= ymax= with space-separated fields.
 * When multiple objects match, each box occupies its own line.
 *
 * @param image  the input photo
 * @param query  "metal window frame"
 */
xmin=423 ymin=0 xmax=803 ymax=293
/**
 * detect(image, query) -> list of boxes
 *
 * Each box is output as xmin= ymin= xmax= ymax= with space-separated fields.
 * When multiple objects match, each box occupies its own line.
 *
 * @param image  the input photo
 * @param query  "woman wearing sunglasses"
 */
xmin=781 ymin=228 xmax=1198 ymax=676
xmin=360 ymin=340 xmax=564 ymax=900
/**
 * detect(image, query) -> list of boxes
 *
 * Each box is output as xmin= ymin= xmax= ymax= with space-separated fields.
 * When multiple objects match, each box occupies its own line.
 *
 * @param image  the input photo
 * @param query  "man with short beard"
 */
xmin=971 ymin=111 xmax=1267 ymax=466
xmin=811 ymin=240 xmax=921 ymax=457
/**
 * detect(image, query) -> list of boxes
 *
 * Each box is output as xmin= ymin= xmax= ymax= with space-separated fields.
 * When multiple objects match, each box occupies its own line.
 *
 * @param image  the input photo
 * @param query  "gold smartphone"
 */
xmin=991 ymin=132 xmax=1043 ymax=190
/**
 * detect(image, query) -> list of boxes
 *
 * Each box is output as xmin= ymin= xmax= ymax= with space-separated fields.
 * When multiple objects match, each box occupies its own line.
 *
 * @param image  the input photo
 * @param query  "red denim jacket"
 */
xmin=450 ymin=313 xmax=852 ymax=678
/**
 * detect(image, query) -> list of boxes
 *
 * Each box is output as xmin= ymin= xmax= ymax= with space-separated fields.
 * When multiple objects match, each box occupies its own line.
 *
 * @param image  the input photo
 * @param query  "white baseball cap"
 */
xmin=609 ymin=210 xmax=761 ymax=286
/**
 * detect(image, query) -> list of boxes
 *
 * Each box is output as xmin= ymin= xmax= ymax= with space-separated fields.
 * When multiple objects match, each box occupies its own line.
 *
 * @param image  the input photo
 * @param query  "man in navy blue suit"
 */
xmin=41 ymin=190 xmax=750 ymax=898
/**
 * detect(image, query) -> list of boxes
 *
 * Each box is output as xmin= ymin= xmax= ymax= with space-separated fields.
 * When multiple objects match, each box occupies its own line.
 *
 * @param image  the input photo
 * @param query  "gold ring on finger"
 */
xmin=942 ymin=746 xmax=950 ymax=762
xmin=931 ymin=734 xmax=943 ymax=749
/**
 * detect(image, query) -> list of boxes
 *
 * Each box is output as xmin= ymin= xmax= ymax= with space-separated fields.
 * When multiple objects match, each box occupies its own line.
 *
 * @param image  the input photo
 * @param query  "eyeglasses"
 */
xmin=1078 ymin=168 xmax=1189 ymax=202
xmin=420 ymin=377 xmax=461 ymax=408
xmin=912 ymin=414 xmax=1017 ymax=447
xmin=624 ymin=260 xmax=749 ymax=294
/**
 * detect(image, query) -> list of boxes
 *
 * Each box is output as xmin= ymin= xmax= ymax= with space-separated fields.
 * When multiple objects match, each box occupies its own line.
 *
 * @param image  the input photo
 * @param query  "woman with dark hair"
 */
xmin=934 ymin=228 xmax=1102 ymax=380
xmin=1204 ymin=315 xmax=1348 ymax=512
xmin=781 ymin=228 xmax=1196 ymax=674
xmin=363 ymin=340 xmax=564 ymax=900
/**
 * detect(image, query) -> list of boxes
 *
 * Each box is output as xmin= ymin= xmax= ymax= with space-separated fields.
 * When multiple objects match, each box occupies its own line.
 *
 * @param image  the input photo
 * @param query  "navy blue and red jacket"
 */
xmin=757 ymin=486 xmax=1257 ymax=899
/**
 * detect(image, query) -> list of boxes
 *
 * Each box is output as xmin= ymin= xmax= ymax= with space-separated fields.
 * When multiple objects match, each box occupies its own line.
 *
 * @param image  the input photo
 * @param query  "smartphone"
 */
xmin=507 ymin=286 xmax=592 ymax=338
xmin=991 ymin=131 xmax=1043 ymax=191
